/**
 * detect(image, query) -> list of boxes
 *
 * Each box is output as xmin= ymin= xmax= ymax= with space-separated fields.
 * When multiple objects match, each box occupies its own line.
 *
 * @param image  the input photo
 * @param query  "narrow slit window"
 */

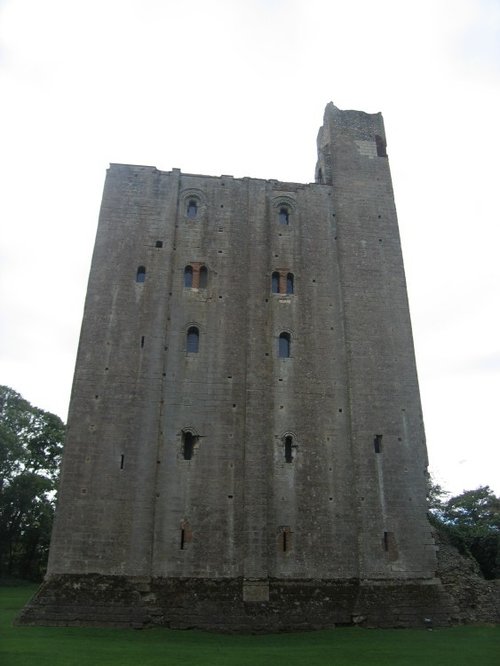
xmin=136 ymin=266 xmax=146 ymax=283
xmin=374 ymin=434 xmax=382 ymax=453
xmin=180 ymin=528 xmax=185 ymax=549
xmin=182 ymin=431 xmax=195 ymax=460
xmin=286 ymin=273 xmax=294 ymax=295
xmin=187 ymin=199 xmax=198 ymax=218
xmin=199 ymin=265 xmax=208 ymax=288
xmin=285 ymin=436 xmax=293 ymax=463
xmin=283 ymin=531 xmax=288 ymax=552
xmin=279 ymin=207 xmax=289 ymax=225
xmin=187 ymin=326 xmax=199 ymax=353
xmin=140 ymin=336 xmax=145 ymax=348
xmin=382 ymin=531 xmax=398 ymax=559
xmin=120 ymin=454 xmax=124 ymax=469
xmin=184 ymin=265 xmax=193 ymax=288
xmin=271 ymin=272 xmax=280 ymax=293
xmin=375 ymin=135 xmax=387 ymax=157
xmin=278 ymin=332 xmax=291 ymax=358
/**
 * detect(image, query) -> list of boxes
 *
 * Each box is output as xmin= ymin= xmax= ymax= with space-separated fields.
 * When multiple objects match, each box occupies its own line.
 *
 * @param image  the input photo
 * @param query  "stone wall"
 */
xmin=19 ymin=574 xmax=456 ymax=631
xmin=19 ymin=534 xmax=499 ymax=630
xmin=434 ymin=528 xmax=499 ymax=624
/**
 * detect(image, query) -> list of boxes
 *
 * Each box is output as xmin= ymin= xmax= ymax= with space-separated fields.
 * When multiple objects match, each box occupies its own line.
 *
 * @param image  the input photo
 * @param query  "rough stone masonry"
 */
xmin=19 ymin=103 xmax=459 ymax=630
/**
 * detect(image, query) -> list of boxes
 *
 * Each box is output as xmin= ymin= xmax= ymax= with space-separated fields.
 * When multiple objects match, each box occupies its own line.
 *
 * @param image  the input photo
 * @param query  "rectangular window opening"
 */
xmin=283 ymin=531 xmax=288 ymax=552
xmin=374 ymin=434 xmax=382 ymax=453
xmin=180 ymin=529 xmax=185 ymax=550
xmin=382 ymin=530 xmax=398 ymax=560
xmin=120 ymin=454 xmax=124 ymax=469
xmin=140 ymin=336 xmax=145 ymax=348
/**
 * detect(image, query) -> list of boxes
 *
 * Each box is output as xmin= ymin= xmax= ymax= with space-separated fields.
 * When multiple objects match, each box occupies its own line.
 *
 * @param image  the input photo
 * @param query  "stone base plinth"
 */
xmin=17 ymin=574 xmax=457 ymax=631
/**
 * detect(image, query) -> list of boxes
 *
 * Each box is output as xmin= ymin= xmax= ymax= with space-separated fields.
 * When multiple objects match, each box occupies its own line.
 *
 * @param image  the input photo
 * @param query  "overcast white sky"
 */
xmin=1 ymin=0 xmax=499 ymax=496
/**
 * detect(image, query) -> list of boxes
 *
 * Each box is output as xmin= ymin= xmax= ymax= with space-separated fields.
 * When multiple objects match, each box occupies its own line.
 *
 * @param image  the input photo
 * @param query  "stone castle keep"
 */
xmin=20 ymin=103 xmax=456 ymax=630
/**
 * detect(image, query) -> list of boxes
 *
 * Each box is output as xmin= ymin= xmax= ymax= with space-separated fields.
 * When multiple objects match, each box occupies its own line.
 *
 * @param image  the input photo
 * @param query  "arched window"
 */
xmin=184 ymin=265 xmax=193 ymax=288
xmin=187 ymin=326 xmax=199 ymax=353
xmin=136 ymin=266 xmax=146 ymax=283
xmin=182 ymin=431 xmax=195 ymax=460
xmin=278 ymin=332 xmax=290 ymax=358
xmin=284 ymin=435 xmax=293 ymax=463
xmin=199 ymin=265 xmax=208 ymax=288
xmin=271 ymin=272 xmax=280 ymax=293
xmin=279 ymin=207 xmax=289 ymax=225
xmin=286 ymin=273 xmax=294 ymax=295
xmin=187 ymin=199 xmax=198 ymax=218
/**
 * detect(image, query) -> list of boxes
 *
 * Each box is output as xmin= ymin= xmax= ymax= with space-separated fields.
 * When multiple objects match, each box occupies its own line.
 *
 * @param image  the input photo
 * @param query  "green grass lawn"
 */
xmin=1 ymin=585 xmax=499 ymax=666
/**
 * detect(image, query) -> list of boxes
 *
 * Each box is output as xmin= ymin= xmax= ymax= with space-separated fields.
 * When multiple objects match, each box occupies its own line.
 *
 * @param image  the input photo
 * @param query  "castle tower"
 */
xmin=20 ymin=104 xmax=454 ymax=630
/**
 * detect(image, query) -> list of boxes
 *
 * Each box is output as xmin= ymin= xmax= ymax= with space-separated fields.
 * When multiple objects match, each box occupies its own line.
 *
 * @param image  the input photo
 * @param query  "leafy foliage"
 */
xmin=442 ymin=487 xmax=500 ymax=536
xmin=427 ymin=479 xmax=449 ymax=518
xmin=428 ymin=479 xmax=500 ymax=579
xmin=0 ymin=386 xmax=65 ymax=580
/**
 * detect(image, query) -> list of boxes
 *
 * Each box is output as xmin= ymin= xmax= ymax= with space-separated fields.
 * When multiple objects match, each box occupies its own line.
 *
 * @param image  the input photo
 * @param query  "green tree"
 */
xmin=442 ymin=486 xmax=500 ymax=536
xmin=0 ymin=386 xmax=65 ymax=580
xmin=428 ymin=480 xmax=500 ymax=580
xmin=442 ymin=486 xmax=499 ymax=579
xmin=427 ymin=478 xmax=449 ymax=520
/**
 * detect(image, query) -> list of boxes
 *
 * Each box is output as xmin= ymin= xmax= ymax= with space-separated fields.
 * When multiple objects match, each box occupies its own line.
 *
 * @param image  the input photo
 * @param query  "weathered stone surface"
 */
xmin=434 ymin=529 xmax=499 ymax=624
xmin=18 ymin=575 xmax=149 ymax=627
xmin=18 ymin=574 xmax=457 ymax=631
xmin=18 ymin=102 xmax=473 ymax=631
